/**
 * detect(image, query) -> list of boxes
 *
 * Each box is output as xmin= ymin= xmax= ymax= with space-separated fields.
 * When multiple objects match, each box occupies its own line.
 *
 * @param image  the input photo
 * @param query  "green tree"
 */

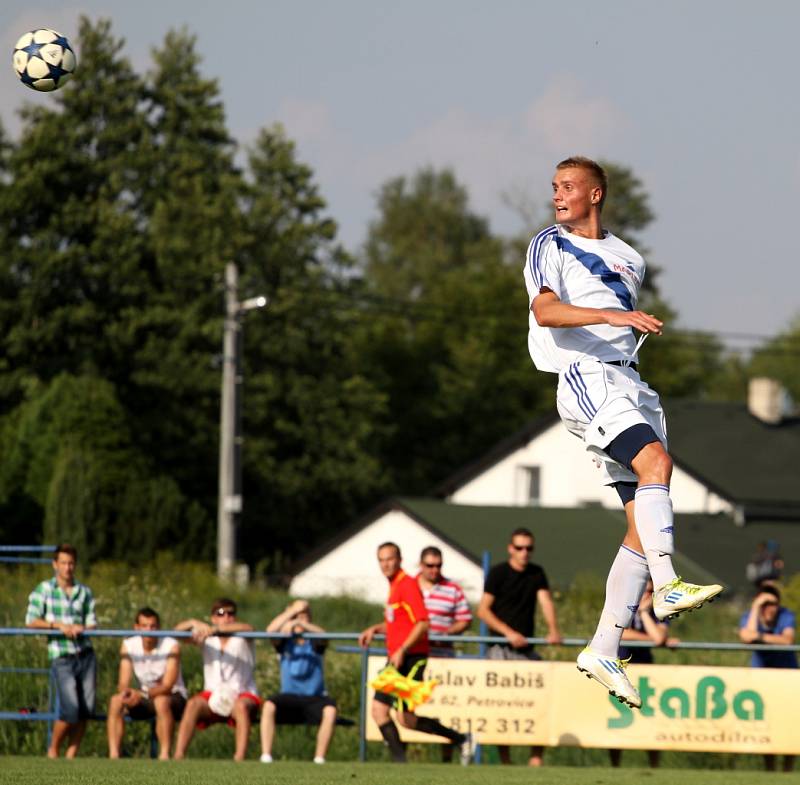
xmin=0 ymin=18 xmax=151 ymax=402
xmin=118 ymin=27 xmax=247 ymax=545
xmin=0 ymin=19 xmax=389 ymax=564
xmin=0 ymin=375 xmax=187 ymax=561
xmin=745 ymin=315 xmax=800 ymax=403
xmin=636 ymin=296 xmax=727 ymax=399
xmin=598 ymin=165 xmax=726 ymax=396
xmin=234 ymin=126 xmax=390 ymax=558
xmin=600 ymin=162 xmax=655 ymax=252
xmin=357 ymin=167 xmax=553 ymax=493
xmin=0 ymin=19 xmax=177 ymax=551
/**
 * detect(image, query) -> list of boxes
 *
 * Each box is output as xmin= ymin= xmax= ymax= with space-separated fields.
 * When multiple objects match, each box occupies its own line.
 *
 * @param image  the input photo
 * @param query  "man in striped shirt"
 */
xmin=416 ymin=546 xmax=472 ymax=655
xmin=25 ymin=543 xmax=97 ymax=758
xmin=417 ymin=546 xmax=472 ymax=762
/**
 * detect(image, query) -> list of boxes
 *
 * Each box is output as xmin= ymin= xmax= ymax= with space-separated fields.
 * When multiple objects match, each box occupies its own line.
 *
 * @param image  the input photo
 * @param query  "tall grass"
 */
xmin=0 ymin=557 xmax=797 ymax=768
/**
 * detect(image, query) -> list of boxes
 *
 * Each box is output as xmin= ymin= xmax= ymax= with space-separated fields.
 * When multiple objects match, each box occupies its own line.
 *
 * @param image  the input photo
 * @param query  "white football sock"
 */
xmin=589 ymin=545 xmax=649 ymax=657
xmin=634 ymin=484 xmax=678 ymax=589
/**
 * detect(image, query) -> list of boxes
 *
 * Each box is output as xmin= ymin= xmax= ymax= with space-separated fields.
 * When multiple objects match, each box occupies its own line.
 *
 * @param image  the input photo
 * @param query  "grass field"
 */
xmin=2 ymin=758 xmax=799 ymax=785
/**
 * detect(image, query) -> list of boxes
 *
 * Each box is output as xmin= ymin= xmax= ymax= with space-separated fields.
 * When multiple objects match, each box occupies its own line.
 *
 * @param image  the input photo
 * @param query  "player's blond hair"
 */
xmin=556 ymin=156 xmax=607 ymax=208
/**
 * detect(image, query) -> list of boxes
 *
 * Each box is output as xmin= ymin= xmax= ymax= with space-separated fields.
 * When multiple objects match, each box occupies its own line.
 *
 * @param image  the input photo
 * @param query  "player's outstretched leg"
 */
xmin=577 ymin=544 xmax=647 ymax=708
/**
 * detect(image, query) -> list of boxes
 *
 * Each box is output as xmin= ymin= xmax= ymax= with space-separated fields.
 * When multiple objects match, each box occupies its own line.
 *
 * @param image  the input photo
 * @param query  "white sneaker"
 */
xmin=313 ymin=756 xmax=325 ymax=764
xmin=652 ymin=577 xmax=723 ymax=620
xmin=259 ymin=753 xmax=273 ymax=763
xmin=576 ymin=648 xmax=641 ymax=708
xmin=457 ymin=732 xmax=475 ymax=766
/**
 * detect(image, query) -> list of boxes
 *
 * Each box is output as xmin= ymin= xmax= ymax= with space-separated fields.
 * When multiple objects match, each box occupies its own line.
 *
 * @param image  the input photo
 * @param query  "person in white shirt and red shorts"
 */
xmin=173 ymin=598 xmax=261 ymax=760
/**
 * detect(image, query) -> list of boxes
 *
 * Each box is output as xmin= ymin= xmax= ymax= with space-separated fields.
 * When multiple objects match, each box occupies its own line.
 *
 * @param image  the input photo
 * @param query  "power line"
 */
xmin=269 ymin=286 xmax=800 ymax=356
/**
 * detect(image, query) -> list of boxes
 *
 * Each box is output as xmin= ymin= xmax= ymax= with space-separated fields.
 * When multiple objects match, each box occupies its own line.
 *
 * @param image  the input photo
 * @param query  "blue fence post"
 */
xmin=479 ymin=550 xmax=490 ymax=659
xmin=358 ymin=646 xmax=369 ymax=763
xmin=475 ymin=549 xmax=491 ymax=765
xmin=49 ymin=667 xmax=57 ymax=752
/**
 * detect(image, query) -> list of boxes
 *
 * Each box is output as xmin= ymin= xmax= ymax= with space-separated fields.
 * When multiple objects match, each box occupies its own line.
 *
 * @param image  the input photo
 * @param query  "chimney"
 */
xmin=748 ymin=377 xmax=791 ymax=424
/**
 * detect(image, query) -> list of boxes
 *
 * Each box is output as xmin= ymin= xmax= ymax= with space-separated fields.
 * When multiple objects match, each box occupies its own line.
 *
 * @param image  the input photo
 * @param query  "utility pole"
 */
xmin=217 ymin=262 xmax=266 ymax=581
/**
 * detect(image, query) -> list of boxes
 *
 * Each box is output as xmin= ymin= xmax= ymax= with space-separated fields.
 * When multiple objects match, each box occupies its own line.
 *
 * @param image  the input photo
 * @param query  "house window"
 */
xmin=521 ymin=466 xmax=541 ymax=506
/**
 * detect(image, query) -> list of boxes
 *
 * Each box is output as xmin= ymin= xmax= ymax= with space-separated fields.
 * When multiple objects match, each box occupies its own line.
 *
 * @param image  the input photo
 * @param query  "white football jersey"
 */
xmin=523 ymin=224 xmax=645 ymax=373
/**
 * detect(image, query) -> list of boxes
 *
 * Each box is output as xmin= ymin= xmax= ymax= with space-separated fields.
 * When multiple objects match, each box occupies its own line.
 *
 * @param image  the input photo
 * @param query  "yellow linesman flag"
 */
xmin=370 ymin=664 xmax=438 ymax=711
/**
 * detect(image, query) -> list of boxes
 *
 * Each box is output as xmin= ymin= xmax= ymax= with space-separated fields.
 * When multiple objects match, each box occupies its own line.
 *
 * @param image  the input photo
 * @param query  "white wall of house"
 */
xmin=289 ymin=508 xmax=485 ymax=605
xmin=446 ymin=422 xmax=733 ymax=515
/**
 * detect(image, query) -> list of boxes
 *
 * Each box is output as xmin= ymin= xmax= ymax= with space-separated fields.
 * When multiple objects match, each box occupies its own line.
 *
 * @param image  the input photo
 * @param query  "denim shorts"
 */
xmin=52 ymin=648 xmax=97 ymax=723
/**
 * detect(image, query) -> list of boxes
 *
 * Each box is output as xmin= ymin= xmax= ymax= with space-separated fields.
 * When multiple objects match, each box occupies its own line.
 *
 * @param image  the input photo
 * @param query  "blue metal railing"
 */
xmin=0 ymin=545 xmax=56 ymax=565
xmin=2 ymin=626 xmax=798 ymax=761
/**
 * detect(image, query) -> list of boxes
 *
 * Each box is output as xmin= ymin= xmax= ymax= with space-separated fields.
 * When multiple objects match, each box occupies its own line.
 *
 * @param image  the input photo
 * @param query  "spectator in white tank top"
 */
xmin=107 ymin=607 xmax=187 ymax=759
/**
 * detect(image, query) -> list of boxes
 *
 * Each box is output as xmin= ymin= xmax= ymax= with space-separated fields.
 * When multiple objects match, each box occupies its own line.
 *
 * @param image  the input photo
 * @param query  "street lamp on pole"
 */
xmin=217 ymin=261 xmax=267 ymax=582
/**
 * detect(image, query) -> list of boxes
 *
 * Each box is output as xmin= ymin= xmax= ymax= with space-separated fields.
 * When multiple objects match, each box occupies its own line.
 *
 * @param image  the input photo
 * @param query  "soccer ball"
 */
xmin=13 ymin=29 xmax=76 ymax=92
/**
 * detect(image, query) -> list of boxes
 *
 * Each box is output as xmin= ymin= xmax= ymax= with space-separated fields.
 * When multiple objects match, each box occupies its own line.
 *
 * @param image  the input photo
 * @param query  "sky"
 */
xmin=1 ymin=1 xmax=798 ymax=348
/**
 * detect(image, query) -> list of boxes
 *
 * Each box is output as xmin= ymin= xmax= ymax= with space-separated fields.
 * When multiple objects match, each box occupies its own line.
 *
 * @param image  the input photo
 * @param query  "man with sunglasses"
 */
xmin=416 ymin=546 xmax=472 ymax=763
xmin=173 ymin=598 xmax=260 ymax=761
xmin=477 ymin=527 xmax=561 ymax=766
xmin=417 ymin=546 xmax=472 ymax=656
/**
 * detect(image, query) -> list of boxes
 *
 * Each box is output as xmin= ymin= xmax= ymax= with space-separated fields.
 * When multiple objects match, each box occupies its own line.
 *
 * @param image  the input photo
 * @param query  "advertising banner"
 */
xmin=365 ymin=656 xmax=800 ymax=754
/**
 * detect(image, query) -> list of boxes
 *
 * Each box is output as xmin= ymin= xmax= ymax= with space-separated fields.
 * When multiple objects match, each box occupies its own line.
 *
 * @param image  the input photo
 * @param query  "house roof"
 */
xmin=398 ymin=498 xmax=722 ymax=589
xmin=432 ymin=400 xmax=800 ymax=517
xmin=664 ymin=400 xmax=800 ymax=516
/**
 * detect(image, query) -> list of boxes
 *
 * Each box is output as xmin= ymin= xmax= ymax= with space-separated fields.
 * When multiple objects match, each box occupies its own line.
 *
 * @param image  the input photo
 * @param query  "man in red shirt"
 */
xmin=359 ymin=542 xmax=474 ymax=764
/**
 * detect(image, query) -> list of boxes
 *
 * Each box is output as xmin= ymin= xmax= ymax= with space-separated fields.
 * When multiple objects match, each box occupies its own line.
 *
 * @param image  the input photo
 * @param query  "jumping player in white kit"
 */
xmin=524 ymin=156 xmax=722 ymax=708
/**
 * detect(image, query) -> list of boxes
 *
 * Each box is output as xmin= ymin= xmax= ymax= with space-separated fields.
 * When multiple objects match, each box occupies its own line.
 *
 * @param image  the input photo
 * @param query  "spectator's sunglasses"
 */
xmin=511 ymin=543 xmax=533 ymax=551
xmin=214 ymin=608 xmax=236 ymax=617
xmin=422 ymin=561 xmax=443 ymax=569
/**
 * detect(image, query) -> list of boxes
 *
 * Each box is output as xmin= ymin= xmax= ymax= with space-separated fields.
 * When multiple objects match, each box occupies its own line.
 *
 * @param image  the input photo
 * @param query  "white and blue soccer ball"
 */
xmin=13 ymin=29 xmax=76 ymax=92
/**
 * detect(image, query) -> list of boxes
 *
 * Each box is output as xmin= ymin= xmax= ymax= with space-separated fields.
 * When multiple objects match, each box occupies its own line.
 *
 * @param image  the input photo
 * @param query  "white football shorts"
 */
xmin=556 ymin=359 xmax=667 ymax=484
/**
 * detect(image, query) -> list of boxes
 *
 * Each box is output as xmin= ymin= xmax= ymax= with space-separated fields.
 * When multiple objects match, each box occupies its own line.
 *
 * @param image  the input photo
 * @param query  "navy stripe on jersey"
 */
xmin=555 ymin=235 xmax=633 ymax=311
xmin=527 ymin=225 xmax=557 ymax=289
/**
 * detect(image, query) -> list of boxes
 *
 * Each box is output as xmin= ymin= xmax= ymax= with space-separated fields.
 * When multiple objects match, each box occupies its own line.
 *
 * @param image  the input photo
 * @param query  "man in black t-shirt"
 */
xmin=477 ymin=527 xmax=562 ymax=767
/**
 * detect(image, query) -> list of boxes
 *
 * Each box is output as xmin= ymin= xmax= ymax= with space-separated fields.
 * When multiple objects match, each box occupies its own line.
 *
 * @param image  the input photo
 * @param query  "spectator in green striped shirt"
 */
xmin=25 ymin=543 xmax=97 ymax=758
